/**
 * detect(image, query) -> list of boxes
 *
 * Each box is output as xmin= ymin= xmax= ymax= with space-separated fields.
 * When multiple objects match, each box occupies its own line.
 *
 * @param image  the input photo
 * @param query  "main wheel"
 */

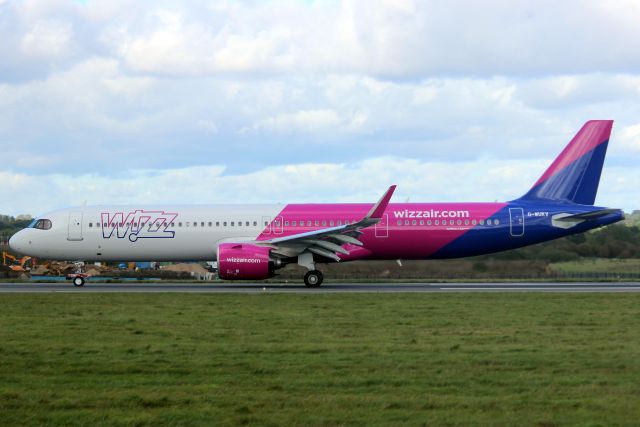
xmin=73 ymin=277 xmax=85 ymax=287
xmin=304 ymin=270 xmax=323 ymax=288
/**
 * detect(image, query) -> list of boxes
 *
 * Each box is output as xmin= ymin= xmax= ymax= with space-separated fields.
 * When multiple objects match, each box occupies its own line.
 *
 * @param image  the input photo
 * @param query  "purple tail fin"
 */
xmin=520 ymin=120 xmax=613 ymax=205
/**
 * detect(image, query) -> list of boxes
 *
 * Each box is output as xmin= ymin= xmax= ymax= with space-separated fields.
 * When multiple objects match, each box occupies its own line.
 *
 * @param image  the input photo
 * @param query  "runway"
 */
xmin=1 ymin=282 xmax=640 ymax=293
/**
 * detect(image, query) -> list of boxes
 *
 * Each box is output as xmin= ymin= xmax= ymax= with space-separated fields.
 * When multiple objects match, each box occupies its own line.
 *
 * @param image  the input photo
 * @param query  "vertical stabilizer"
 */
xmin=520 ymin=120 xmax=613 ymax=205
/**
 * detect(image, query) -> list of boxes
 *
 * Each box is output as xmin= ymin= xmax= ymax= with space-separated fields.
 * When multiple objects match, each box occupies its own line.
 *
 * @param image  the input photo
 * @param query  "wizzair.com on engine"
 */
xmin=10 ymin=121 xmax=625 ymax=287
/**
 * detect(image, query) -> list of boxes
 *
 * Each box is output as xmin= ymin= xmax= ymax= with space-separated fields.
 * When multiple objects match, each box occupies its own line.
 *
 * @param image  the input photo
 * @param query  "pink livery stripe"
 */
xmin=257 ymin=202 xmax=508 ymax=260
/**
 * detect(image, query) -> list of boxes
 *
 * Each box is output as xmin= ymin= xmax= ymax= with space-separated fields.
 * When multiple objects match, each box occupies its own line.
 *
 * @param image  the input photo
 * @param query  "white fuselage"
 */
xmin=10 ymin=205 xmax=284 ymax=261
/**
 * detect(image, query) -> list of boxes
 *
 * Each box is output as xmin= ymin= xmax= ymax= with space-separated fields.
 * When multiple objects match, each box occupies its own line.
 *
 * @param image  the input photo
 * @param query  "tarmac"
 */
xmin=1 ymin=282 xmax=640 ymax=293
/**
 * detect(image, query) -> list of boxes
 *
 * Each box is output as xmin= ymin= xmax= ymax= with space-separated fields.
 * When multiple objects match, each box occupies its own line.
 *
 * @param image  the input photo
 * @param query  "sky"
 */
xmin=1 ymin=0 xmax=640 ymax=216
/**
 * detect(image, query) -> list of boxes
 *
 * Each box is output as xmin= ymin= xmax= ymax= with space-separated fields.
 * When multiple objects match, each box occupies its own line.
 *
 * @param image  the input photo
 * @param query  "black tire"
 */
xmin=304 ymin=270 xmax=323 ymax=288
xmin=73 ymin=277 xmax=85 ymax=287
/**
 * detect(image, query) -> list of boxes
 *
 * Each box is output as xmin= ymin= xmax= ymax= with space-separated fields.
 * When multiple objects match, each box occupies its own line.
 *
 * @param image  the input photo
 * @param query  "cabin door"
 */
xmin=509 ymin=208 xmax=524 ymax=237
xmin=375 ymin=214 xmax=389 ymax=238
xmin=67 ymin=211 xmax=84 ymax=241
xmin=273 ymin=216 xmax=284 ymax=234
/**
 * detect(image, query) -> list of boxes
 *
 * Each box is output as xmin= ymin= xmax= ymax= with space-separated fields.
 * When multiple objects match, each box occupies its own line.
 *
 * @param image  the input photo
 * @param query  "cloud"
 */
xmin=0 ymin=0 xmax=640 ymax=215
xmin=4 ymin=1 xmax=640 ymax=80
xmin=20 ymin=19 xmax=73 ymax=59
xmin=1 ymin=154 xmax=636 ymax=216
xmin=251 ymin=109 xmax=341 ymax=133
xmin=90 ymin=0 xmax=640 ymax=77
xmin=618 ymin=123 xmax=640 ymax=152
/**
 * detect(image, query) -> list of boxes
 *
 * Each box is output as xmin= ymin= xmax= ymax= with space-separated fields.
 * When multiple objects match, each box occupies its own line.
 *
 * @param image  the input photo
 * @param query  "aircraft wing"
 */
xmin=255 ymin=185 xmax=396 ymax=261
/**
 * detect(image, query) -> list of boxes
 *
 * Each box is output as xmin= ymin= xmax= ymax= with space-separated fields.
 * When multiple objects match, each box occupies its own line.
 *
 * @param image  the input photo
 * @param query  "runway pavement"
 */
xmin=1 ymin=282 xmax=640 ymax=293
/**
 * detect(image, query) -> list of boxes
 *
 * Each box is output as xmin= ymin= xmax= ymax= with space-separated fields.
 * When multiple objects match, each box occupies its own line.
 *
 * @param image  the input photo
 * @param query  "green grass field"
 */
xmin=1 ymin=294 xmax=640 ymax=426
xmin=550 ymin=258 xmax=640 ymax=274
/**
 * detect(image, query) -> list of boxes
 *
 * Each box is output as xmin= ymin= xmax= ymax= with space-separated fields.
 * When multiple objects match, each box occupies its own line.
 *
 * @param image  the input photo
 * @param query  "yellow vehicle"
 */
xmin=2 ymin=251 xmax=33 ymax=272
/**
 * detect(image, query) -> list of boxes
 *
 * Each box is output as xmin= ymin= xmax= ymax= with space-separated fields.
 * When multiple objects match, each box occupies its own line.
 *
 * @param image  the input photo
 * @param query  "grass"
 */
xmin=550 ymin=258 xmax=640 ymax=274
xmin=1 ymin=293 xmax=640 ymax=426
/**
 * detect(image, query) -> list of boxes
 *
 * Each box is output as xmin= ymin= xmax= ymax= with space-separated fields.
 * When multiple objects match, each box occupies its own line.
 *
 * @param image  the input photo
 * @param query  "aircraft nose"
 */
xmin=8 ymin=232 xmax=25 ymax=254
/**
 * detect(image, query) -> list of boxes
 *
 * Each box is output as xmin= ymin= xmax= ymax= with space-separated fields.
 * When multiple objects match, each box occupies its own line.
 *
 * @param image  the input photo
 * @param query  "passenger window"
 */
xmin=464 ymin=220 xmax=469 ymax=225
xmin=292 ymin=221 xmax=297 ymax=226
xmin=479 ymin=219 xmax=484 ymax=225
xmin=338 ymin=220 xmax=342 ymax=226
xmin=307 ymin=220 xmax=312 ymax=226
xmin=88 ymin=223 xmax=92 ymax=228
xmin=253 ymin=221 xmax=257 ymax=226
xmin=419 ymin=220 xmax=424 ymax=226
xmin=285 ymin=221 xmax=289 ymax=226
xmin=194 ymin=222 xmax=197 ymax=227
xmin=449 ymin=220 xmax=454 ymax=225
xmin=435 ymin=220 xmax=439 ymax=225
xmin=322 ymin=220 xmax=327 ymax=226
xmin=412 ymin=220 xmax=417 ymax=225
xmin=397 ymin=220 xmax=402 ymax=226
xmin=330 ymin=220 xmax=334 ymax=226
xmin=472 ymin=219 xmax=477 ymax=225
xmin=405 ymin=220 xmax=409 ymax=225
xmin=223 ymin=222 xmax=227 ymax=226
xmin=231 ymin=222 xmax=235 ymax=226
xmin=238 ymin=221 xmax=242 ymax=227
xmin=201 ymin=222 xmax=205 ymax=227
xmin=216 ymin=222 xmax=220 ymax=227
xmin=245 ymin=221 xmax=249 ymax=226
xmin=264 ymin=221 xmax=268 ymax=226
xmin=427 ymin=220 xmax=432 ymax=225
xmin=495 ymin=219 xmax=500 ymax=225
xmin=315 ymin=220 xmax=319 ymax=226
xmin=457 ymin=220 xmax=461 ymax=225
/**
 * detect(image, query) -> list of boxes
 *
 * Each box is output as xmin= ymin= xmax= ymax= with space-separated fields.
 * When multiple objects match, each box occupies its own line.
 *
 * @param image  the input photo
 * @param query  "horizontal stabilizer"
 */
xmin=556 ymin=208 xmax=622 ymax=221
xmin=552 ymin=208 xmax=623 ymax=229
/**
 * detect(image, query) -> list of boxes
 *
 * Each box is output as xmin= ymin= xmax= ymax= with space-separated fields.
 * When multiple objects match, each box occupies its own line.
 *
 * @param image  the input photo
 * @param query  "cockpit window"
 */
xmin=31 ymin=219 xmax=52 ymax=230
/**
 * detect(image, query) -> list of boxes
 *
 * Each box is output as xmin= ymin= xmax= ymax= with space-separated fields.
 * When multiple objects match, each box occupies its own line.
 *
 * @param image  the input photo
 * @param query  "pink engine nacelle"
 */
xmin=217 ymin=243 xmax=273 ymax=280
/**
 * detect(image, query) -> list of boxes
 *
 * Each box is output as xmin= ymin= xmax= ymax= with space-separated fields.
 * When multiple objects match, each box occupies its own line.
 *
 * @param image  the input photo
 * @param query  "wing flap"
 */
xmin=255 ymin=185 xmax=396 ymax=260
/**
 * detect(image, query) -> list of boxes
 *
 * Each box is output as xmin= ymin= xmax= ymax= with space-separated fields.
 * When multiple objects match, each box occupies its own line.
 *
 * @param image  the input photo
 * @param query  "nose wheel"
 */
xmin=304 ymin=270 xmax=323 ymax=288
xmin=72 ymin=276 xmax=85 ymax=287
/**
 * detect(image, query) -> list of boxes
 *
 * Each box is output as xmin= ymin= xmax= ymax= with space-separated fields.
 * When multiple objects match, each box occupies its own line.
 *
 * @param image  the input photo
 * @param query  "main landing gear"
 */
xmin=297 ymin=252 xmax=324 ymax=288
xmin=304 ymin=270 xmax=323 ymax=288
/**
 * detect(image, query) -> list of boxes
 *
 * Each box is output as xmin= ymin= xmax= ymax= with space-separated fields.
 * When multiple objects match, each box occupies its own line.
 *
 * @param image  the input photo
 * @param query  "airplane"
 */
xmin=10 ymin=120 xmax=624 ymax=287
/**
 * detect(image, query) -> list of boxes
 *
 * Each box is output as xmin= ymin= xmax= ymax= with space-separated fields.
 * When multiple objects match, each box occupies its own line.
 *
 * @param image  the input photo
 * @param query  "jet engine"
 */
xmin=217 ymin=243 xmax=275 ymax=280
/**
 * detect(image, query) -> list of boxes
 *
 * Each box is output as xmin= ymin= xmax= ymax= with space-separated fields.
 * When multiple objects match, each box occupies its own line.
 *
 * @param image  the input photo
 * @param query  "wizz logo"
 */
xmin=101 ymin=210 xmax=178 ymax=242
